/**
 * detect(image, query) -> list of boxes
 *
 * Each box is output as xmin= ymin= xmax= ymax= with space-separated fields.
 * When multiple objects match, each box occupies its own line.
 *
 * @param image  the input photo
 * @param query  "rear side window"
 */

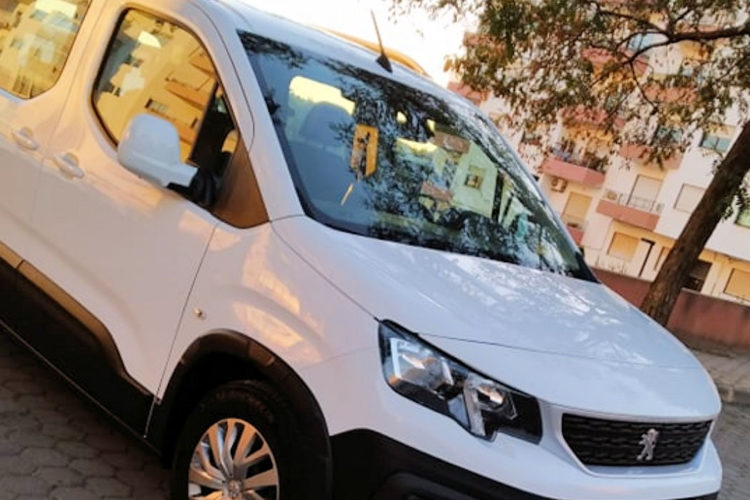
xmin=0 ymin=0 xmax=91 ymax=98
xmin=92 ymin=9 xmax=221 ymax=162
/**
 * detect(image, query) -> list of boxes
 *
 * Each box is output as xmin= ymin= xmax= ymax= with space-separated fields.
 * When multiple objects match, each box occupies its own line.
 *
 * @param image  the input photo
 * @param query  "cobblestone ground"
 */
xmin=0 ymin=330 xmax=169 ymax=499
xmin=0 ymin=328 xmax=748 ymax=499
xmin=714 ymin=404 xmax=750 ymax=500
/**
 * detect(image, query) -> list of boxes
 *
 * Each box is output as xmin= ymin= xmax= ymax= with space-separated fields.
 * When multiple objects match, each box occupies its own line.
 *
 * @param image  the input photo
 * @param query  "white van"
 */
xmin=0 ymin=1 xmax=722 ymax=499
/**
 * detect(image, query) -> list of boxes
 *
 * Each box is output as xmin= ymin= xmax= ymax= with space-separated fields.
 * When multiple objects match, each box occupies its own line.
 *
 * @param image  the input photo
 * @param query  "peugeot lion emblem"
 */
xmin=637 ymin=429 xmax=660 ymax=462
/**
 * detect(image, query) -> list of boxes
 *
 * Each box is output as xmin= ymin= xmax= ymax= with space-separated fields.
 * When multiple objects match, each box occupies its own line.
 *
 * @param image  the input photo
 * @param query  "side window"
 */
xmin=93 ymin=9 xmax=234 ymax=164
xmin=0 ymin=0 xmax=91 ymax=98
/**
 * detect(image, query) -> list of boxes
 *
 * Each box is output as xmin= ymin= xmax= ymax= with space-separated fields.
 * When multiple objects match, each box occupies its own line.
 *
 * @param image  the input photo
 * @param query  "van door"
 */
xmin=0 ymin=0 xmax=97 ymax=325
xmin=24 ymin=2 xmax=245 ymax=432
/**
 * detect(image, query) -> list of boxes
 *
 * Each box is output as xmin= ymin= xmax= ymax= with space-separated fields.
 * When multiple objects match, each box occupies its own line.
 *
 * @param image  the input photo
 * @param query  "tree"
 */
xmin=393 ymin=0 xmax=750 ymax=325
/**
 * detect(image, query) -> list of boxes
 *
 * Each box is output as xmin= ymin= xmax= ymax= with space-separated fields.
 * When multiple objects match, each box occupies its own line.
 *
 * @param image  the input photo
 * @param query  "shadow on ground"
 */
xmin=0 ymin=330 xmax=168 ymax=499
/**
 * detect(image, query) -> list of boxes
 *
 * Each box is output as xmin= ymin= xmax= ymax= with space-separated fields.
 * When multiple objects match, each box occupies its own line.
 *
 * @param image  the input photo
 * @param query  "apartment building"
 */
xmin=450 ymin=38 xmax=750 ymax=306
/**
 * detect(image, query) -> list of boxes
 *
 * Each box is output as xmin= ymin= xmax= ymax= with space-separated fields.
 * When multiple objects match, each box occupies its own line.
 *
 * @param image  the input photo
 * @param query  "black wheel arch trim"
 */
xmin=146 ymin=330 xmax=333 ymax=485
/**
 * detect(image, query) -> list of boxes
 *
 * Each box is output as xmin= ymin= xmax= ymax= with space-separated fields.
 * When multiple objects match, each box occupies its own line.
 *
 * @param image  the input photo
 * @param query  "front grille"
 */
xmin=562 ymin=414 xmax=712 ymax=466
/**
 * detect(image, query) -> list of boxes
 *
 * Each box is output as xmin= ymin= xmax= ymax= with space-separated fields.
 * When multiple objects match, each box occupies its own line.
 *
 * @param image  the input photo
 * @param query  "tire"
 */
xmin=170 ymin=381 xmax=320 ymax=500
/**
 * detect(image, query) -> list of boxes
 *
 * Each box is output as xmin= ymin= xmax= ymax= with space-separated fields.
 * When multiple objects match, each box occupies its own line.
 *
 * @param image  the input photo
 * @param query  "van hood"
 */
xmin=274 ymin=217 xmax=701 ymax=370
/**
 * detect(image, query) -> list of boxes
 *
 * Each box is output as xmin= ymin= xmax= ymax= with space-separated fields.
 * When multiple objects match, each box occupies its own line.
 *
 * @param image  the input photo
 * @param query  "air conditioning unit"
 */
xmin=550 ymin=177 xmax=568 ymax=193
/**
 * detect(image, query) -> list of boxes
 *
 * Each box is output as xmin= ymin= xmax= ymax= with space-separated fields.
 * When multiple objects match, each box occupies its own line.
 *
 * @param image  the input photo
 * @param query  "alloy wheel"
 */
xmin=187 ymin=418 xmax=279 ymax=500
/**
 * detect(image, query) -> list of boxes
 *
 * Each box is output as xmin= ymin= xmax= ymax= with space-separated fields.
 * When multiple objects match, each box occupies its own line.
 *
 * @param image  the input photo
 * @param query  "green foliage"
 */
xmin=392 ymin=0 xmax=750 ymax=169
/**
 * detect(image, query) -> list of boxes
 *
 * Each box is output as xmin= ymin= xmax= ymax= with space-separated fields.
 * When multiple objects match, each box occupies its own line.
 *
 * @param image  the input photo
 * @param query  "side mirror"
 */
xmin=117 ymin=114 xmax=196 ymax=188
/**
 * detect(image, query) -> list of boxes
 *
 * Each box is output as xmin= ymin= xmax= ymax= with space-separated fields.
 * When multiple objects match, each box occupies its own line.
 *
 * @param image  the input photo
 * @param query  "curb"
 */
xmin=716 ymin=383 xmax=750 ymax=406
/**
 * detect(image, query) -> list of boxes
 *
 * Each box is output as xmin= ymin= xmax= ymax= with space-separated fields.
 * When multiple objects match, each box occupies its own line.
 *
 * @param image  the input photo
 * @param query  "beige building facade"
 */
xmin=456 ymin=41 xmax=750 ymax=305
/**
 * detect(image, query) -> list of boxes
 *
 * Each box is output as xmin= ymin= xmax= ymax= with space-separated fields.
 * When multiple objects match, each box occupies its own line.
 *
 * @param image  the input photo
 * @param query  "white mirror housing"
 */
xmin=117 ymin=114 xmax=196 ymax=188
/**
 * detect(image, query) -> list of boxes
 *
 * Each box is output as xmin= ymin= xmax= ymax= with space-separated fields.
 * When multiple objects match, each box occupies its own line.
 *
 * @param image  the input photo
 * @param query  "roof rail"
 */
xmin=317 ymin=28 xmax=430 ymax=77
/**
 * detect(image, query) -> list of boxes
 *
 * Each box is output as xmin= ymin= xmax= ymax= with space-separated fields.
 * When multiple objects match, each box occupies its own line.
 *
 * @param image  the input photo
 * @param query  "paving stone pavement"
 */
xmin=713 ymin=404 xmax=750 ymax=500
xmin=0 ymin=327 xmax=748 ymax=499
xmin=0 ymin=330 xmax=169 ymax=499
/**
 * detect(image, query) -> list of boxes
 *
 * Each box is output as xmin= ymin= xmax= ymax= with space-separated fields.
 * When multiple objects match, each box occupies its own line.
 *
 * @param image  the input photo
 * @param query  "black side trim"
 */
xmin=17 ymin=263 xmax=148 ymax=394
xmin=0 ymin=243 xmax=21 ymax=332
xmin=12 ymin=260 xmax=152 ymax=432
xmin=147 ymin=331 xmax=332 ymax=495
xmin=331 ymin=430 xmax=720 ymax=500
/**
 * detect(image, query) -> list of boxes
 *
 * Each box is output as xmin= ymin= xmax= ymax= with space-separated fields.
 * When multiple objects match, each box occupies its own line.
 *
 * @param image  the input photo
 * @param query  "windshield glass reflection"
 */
xmin=241 ymin=32 xmax=591 ymax=280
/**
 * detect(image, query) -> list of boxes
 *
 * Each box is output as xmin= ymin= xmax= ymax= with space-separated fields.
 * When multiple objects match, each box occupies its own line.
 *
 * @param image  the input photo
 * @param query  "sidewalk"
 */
xmin=693 ymin=349 xmax=750 ymax=405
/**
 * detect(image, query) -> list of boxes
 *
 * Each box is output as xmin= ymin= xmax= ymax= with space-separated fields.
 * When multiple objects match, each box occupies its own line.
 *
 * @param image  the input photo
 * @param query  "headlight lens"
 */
xmin=379 ymin=321 xmax=542 ymax=443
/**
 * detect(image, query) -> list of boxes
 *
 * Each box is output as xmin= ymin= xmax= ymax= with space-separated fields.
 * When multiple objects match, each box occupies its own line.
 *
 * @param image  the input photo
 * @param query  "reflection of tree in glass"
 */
xmin=243 ymin=32 xmax=591 ymax=280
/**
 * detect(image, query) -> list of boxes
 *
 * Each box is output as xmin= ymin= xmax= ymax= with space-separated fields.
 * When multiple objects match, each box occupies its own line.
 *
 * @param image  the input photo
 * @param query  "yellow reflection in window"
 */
xmin=0 ymin=0 xmax=90 ymax=98
xmin=351 ymin=124 xmax=378 ymax=177
xmin=36 ymin=0 xmax=77 ymax=18
xmin=289 ymin=76 xmax=355 ymax=115
xmin=94 ymin=10 xmax=218 ymax=162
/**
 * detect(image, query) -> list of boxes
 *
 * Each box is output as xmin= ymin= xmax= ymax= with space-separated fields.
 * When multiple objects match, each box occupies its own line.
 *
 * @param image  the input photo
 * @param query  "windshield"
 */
xmin=241 ymin=32 xmax=592 ymax=280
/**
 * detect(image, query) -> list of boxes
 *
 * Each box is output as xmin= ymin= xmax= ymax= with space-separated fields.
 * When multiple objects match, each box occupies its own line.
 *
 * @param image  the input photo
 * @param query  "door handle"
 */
xmin=53 ymin=153 xmax=85 ymax=180
xmin=11 ymin=127 xmax=39 ymax=151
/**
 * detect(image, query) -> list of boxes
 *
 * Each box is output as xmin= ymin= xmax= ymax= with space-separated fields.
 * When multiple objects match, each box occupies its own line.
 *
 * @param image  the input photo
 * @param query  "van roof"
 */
xmin=213 ymin=0 xmax=456 ymax=104
xmin=315 ymin=29 xmax=429 ymax=77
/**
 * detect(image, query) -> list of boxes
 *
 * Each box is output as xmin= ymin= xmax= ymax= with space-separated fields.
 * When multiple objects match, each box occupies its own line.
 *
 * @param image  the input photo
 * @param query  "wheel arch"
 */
xmin=147 ymin=329 xmax=332 ymax=486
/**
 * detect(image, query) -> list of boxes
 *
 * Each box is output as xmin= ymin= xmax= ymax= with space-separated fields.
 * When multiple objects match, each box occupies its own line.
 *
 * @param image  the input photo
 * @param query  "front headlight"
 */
xmin=379 ymin=321 xmax=542 ymax=443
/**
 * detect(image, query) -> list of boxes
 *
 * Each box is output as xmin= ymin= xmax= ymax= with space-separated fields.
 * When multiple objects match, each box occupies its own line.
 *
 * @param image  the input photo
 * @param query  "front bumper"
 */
xmin=302 ymin=347 xmax=722 ymax=500
xmin=332 ymin=429 xmax=719 ymax=500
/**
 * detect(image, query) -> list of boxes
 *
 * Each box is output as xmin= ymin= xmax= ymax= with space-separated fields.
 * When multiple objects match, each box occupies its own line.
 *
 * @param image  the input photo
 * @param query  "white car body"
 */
xmin=0 ymin=0 xmax=722 ymax=499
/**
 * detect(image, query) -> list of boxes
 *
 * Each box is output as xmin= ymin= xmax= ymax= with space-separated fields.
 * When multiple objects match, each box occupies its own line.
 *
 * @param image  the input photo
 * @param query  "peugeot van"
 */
xmin=0 ymin=0 xmax=722 ymax=499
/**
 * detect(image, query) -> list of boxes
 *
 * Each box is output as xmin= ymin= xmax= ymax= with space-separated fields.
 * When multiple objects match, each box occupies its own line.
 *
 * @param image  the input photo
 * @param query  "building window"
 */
xmin=562 ymin=192 xmax=592 ymax=229
xmin=628 ymin=175 xmax=663 ymax=211
xmin=684 ymin=260 xmax=711 ymax=292
xmin=607 ymin=232 xmax=639 ymax=261
xmin=146 ymin=99 xmax=169 ymax=115
xmin=700 ymin=125 xmax=735 ymax=154
xmin=464 ymin=166 xmax=485 ymax=189
xmin=651 ymin=125 xmax=682 ymax=145
xmin=737 ymin=207 xmax=750 ymax=228
xmin=674 ymin=184 xmax=705 ymax=213
xmin=725 ymin=269 xmax=750 ymax=302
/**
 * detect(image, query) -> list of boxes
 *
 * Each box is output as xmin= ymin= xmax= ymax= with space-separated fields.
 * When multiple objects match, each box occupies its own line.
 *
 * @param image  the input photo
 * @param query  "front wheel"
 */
xmin=170 ymin=381 xmax=313 ymax=500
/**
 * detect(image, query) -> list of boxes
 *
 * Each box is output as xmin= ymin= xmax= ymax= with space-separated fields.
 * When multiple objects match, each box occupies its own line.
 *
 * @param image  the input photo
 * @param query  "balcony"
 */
xmin=447 ymin=81 xmax=486 ymax=106
xmin=189 ymin=51 xmax=215 ymax=75
xmin=561 ymin=106 xmax=626 ymax=131
xmin=644 ymin=77 xmax=697 ymax=103
xmin=561 ymin=214 xmax=587 ymax=245
xmin=165 ymin=80 xmax=210 ymax=108
xmin=541 ymin=150 xmax=607 ymax=188
xmin=596 ymin=189 xmax=663 ymax=230
xmin=619 ymin=143 xmax=683 ymax=169
xmin=581 ymin=48 xmax=649 ymax=76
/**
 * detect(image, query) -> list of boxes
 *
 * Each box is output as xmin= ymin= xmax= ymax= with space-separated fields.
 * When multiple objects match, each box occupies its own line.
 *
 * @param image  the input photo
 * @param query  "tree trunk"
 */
xmin=641 ymin=121 xmax=750 ymax=326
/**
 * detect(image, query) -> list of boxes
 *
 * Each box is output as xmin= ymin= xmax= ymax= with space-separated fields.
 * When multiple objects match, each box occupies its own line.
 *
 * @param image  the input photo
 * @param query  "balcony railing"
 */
xmin=619 ymin=143 xmax=684 ymax=169
xmin=541 ymin=154 xmax=606 ymax=188
xmin=561 ymin=106 xmax=626 ymax=131
xmin=551 ymin=147 xmax=607 ymax=173
xmin=597 ymin=189 xmax=663 ymax=230
xmin=581 ymin=48 xmax=649 ymax=76
xmin=602 ymin=189 xmax=663 ymax=214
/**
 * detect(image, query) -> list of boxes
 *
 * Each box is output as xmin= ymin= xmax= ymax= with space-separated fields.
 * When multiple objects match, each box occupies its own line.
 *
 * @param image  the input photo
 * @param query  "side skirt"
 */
xmin=0 ymin=243 xmax=153 ymax=435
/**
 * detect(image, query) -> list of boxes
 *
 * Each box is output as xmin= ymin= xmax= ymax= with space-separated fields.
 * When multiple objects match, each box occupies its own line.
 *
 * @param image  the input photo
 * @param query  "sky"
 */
xmin=236 ymin=0 xmax=474 ymax=86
